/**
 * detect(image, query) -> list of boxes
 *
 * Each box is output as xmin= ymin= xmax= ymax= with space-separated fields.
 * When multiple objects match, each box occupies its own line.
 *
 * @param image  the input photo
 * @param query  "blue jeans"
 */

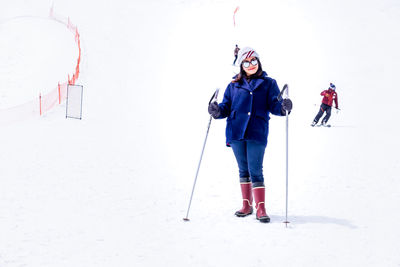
xmin=230 ymin=140 xmax=266 ymax=187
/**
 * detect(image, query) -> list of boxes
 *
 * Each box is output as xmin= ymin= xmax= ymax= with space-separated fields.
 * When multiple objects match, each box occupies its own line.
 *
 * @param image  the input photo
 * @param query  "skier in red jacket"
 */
xmin=311 ymin=83 xmax=339 ymax=127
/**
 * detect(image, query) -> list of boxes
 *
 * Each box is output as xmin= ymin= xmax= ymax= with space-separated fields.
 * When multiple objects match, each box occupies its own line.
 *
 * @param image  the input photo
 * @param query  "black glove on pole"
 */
xmin=208 ymin=102 xmax=221 ymax=119
xmin=282 ymin=99 xmax=293 ymax=112
xmin=183 ymin=88 xmax=219 ymax=221
xmin=280 ymin=84 xmax=293 ymax=115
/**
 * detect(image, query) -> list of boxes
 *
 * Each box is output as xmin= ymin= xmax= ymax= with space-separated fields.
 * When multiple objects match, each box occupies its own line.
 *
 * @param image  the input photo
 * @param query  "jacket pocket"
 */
xmin=255 ymin=110 xmax=269 ymax=122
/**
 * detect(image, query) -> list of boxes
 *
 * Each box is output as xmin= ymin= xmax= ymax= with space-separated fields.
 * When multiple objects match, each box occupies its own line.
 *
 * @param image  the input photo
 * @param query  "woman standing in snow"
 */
xmin=208 ymin=47 xmax=293 ymax=223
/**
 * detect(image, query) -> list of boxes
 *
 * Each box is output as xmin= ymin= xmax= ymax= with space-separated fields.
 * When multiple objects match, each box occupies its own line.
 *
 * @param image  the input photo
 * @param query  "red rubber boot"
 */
xmin=253 ymin=187 xmax=270 ymax=223
xmin=235 ymin=182 xmax=253 ymax=217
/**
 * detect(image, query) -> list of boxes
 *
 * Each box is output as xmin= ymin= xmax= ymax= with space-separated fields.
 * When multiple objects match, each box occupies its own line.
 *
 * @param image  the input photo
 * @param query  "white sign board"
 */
xmin=66 ymin=84 xmax=83 ymax=119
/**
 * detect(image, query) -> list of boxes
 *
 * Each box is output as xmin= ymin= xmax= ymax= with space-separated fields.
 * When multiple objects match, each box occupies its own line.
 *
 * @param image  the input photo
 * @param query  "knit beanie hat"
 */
xmin=329 ymin=83 xmax=336 ymax=90
xmin=237 ymin=47 xmax=260 ymax=66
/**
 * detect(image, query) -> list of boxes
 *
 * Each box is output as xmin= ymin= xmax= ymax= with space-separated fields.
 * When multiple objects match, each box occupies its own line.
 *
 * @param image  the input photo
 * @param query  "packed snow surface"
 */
xmin=1 ymin=0 xmax=400 ymax=266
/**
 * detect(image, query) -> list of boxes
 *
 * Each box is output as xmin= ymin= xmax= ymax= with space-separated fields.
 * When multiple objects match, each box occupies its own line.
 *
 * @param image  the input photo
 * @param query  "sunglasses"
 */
xmin=242 ymin=59 xmax=258 ymax=68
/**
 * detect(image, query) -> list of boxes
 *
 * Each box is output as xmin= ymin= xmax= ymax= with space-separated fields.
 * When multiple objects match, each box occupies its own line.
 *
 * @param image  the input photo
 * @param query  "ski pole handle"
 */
xmin=214 ymin=88 xmax=220 ymax=101
xmin=209 ymin=88 xmax=220 ymax=105
xmin=278 ymin=84 xmax=288 ymax=101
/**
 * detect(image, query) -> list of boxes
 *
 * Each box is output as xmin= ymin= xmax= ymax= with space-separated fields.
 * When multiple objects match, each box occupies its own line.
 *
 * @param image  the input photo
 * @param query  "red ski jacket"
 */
xmin=321 ymin=89 xmax=338 ymax=108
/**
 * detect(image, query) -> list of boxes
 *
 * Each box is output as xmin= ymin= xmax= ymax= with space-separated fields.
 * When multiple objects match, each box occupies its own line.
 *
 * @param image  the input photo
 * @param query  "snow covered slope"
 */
xmin=1 ymin=0 xmax=400 ymax=266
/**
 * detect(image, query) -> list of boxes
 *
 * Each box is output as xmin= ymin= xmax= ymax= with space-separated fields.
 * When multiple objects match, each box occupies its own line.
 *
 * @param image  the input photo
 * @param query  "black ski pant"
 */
xmin=314 ymin=103 xmax=332 ymax=124
xmin=233 ymin=55 xmax=238 ymax=65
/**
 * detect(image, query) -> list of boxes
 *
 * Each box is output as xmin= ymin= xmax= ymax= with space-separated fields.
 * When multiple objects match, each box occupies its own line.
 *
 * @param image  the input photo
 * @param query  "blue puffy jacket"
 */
xmin=217 ymin=71 xmax=284 ymax=146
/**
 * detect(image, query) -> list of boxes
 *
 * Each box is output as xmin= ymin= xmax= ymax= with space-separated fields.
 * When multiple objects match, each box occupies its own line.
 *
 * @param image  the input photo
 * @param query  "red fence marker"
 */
xmin=39 ymin=93 xmax=42 ymax=115
xmin=58 ymin=83 xmax=61 ymax=104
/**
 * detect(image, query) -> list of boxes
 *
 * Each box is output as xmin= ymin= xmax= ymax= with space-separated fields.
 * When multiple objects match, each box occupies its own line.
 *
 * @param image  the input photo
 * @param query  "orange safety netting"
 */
xmin=44 ymin=7 xmax=81 ymax=115
xmin=0 ymin=8 xmax=81 ymax=123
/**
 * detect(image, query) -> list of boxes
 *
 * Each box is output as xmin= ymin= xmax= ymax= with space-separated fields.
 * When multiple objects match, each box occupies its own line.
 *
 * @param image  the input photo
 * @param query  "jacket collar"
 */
xmin=235 ymin=71 xmax=268 ymax=92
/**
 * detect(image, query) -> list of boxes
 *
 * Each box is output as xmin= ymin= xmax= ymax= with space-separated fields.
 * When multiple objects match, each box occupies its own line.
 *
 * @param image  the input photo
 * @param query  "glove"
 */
xmin=281 ymin=98 xmax=293 ymax=113
xmin=208 ymin=101 xmax=221 ymax=119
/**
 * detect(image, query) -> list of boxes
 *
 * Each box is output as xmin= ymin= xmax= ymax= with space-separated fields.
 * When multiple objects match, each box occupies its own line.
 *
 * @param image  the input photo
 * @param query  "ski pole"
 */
xmin=278 ymin=84 xmax=290 ymax=226
xmin=183 ymin=88 xmax=220 ymax=222
xmin=282 ymin=84 xmax=290 ymax=227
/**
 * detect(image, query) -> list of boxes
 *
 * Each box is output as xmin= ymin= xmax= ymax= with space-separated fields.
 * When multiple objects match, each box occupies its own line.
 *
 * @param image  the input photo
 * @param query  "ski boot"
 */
xmin=321 ymin=121 xmax=331 ymax=127
xmin=235 ymin=182 xmax=253 ymax=217
xmin=253 ymin=187 xmax=270 ymax=223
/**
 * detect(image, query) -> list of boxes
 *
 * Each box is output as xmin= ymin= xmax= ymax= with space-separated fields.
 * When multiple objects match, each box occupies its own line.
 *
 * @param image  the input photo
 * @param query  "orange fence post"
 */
xmin=58 ymin=82 xmax=61 ymax=104
xmin=39 ymin=93 xmax=42 ymax=115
